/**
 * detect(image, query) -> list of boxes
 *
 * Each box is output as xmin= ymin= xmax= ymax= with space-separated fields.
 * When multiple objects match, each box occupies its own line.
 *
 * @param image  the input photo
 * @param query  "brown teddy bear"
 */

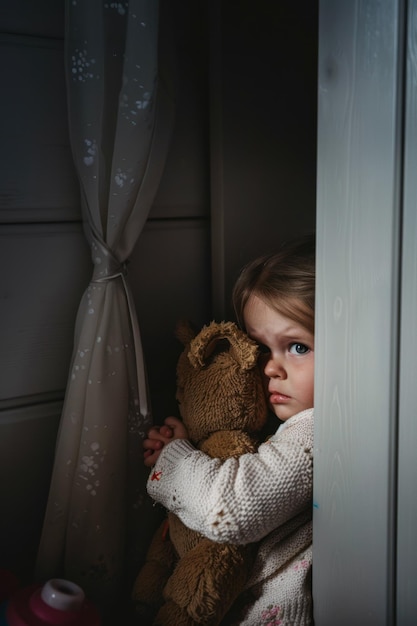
xmin=132 ymin=320 xmax=269 ymax=625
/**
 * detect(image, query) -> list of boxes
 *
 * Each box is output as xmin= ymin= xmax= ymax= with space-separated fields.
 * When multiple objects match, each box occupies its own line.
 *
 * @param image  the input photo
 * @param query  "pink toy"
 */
xmin=6 ymin=579 xmax=101 ymax=626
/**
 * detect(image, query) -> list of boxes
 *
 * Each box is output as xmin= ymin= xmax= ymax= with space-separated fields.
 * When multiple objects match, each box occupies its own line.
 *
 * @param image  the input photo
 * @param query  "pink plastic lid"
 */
xmin=6 ymin=580 xmax=101 ymax=626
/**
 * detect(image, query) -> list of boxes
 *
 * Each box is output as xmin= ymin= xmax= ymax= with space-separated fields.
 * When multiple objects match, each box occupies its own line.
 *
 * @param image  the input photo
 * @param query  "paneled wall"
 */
xmin=0 ymin=0 xmax=211 ymax=577
xmin=0 ymin=0 xmax=318 ymax=584
xmin=0 ymin=3 xmax=83 ymax=576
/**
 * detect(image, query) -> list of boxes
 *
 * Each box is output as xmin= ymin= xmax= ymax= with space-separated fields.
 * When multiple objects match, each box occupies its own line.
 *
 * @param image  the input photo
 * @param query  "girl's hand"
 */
xmin=164 ymin=416 xmax=189 ymax=439
xmin=143 ymin=416 xmax=189 ymax=467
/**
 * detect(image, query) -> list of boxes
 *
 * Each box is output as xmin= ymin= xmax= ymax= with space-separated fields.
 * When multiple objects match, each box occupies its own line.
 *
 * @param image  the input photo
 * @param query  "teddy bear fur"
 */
xmin=132 ymin=320 xmax=269 ymax=625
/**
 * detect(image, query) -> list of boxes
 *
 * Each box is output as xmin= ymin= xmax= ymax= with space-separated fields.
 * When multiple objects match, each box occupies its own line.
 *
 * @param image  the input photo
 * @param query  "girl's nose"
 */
xmin=264 ymin=356 xmax=287 ymax=379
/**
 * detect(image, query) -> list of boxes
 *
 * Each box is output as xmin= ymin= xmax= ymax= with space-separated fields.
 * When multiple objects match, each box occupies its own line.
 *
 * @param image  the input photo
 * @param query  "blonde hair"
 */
xmin=232 ymin=234 xmax=316 ymax=334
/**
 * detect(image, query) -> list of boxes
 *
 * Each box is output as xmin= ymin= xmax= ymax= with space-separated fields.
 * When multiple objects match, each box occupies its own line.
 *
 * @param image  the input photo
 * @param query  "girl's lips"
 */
xmin=269 ymin=392 xmax=291 ymax=404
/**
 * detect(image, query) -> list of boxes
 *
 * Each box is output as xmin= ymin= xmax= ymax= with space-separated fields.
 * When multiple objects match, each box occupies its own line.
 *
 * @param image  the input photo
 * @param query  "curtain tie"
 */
xmin=91 ymin=265 xmax=127 ymax=284
xmin=91 ymin=263 xmax=151 ymax=424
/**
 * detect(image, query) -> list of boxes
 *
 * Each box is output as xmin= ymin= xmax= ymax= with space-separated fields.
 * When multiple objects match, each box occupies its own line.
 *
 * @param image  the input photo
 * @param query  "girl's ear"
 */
xmin=188 ymin=321 xmax=259 ymax=371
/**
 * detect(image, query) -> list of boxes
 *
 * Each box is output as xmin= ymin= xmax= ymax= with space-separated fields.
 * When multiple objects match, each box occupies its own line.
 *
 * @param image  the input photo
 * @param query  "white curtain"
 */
xmin=36 ymin=0 xmax=173 ymax=607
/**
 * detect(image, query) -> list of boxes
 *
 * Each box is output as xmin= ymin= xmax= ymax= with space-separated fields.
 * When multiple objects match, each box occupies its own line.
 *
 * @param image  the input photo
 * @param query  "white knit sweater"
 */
xmin=147 ymin=408 xmax=314 ymax=625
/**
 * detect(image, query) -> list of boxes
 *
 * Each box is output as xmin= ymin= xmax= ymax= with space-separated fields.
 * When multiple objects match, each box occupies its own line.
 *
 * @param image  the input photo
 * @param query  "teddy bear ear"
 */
xmin=188 ymin=321 xmax=259 ymax=370
xmin=175 ymin=319 xmax=198 ymax=346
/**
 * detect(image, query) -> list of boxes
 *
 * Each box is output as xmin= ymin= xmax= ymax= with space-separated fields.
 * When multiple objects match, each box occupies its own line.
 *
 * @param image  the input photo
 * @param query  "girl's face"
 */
xmin=243 ymin=294 xmax=314 ymax=422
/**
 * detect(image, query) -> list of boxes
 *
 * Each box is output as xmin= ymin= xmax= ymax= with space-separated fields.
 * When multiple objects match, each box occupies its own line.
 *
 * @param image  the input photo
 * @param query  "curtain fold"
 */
xmin=36 ymin=0 xmax=173 ymax=607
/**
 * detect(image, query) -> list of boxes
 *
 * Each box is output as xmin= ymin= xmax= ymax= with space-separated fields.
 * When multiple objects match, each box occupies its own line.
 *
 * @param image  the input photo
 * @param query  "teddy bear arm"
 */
xmin=161 ymin=538 xmax=255 ymax=625
xmin=132 ymin=518 xmax=177 ymax=618
xmin=200 ymin=430 xmax=258 ymax=460
xmin=153 ymin=600 xmax=201 ymax=626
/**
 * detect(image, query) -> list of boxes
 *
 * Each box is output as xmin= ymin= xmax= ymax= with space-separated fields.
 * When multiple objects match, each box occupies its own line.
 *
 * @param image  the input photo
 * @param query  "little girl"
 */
xmin=143 ymin=234 xmax=315 ymax=625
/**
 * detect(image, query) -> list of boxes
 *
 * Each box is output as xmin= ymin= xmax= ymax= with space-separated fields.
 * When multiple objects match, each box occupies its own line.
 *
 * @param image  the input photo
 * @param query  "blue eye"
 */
xmin=289 ymin=343 xmax=309 ymax=355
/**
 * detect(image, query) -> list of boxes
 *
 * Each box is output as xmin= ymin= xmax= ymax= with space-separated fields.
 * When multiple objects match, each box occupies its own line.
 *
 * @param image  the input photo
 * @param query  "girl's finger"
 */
xmin=159 ymin=425 xmax=174 ymax=438
xmin=147 ymin=427 xmax=161 ymax=438
xmin=143 ymin=438 xmax=163 ymax=451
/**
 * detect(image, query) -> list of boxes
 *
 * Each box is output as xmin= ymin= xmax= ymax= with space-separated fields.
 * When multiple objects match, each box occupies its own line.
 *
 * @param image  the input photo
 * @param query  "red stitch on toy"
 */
xmin=151 ymin=470 xmax=162 ymax=481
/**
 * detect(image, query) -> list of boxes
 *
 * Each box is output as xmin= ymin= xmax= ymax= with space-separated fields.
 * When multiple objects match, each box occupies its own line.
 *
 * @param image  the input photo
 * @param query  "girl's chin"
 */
xmin=271 ymin=404 xmax=302 ymax=422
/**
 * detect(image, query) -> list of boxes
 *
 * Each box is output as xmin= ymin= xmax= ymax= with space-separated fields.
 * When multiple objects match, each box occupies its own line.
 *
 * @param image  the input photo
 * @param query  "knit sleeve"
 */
xmin=147 ymin=408 xmax=314 ymax=545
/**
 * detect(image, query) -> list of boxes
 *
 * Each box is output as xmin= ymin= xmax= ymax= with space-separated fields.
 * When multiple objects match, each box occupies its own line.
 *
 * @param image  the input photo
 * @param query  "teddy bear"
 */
xmin=132 ymin=320 xmax=269 ymax=625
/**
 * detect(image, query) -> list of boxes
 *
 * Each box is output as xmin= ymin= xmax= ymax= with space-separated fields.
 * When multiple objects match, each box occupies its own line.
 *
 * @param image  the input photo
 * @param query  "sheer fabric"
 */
xmin=36 ymin=0 xmax=173 ymax=606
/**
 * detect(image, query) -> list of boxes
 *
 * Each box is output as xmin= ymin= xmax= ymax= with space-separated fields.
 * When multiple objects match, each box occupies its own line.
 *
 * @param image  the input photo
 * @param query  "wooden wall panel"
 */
xmin=0 ymin=36 xmax=80 ymax=221
xmin=0 ymin=219 xmax=211 ymax=411
xmin=396 ymin=1 xmax=417 ymax=620
xmin=0 ymin=224 xmax=91 ymax=403
xmin=0 ymin=402 xmax=62 ymax=577
xmin=0 ymin=1 xmax=209 ymax=222
xmin=0 ymin=0 xmax=64 ymax=38
xmin=150 ymin=0 xmax=209 ymax=220
xmin=314 ymin=1 xmax=402 ymax=624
